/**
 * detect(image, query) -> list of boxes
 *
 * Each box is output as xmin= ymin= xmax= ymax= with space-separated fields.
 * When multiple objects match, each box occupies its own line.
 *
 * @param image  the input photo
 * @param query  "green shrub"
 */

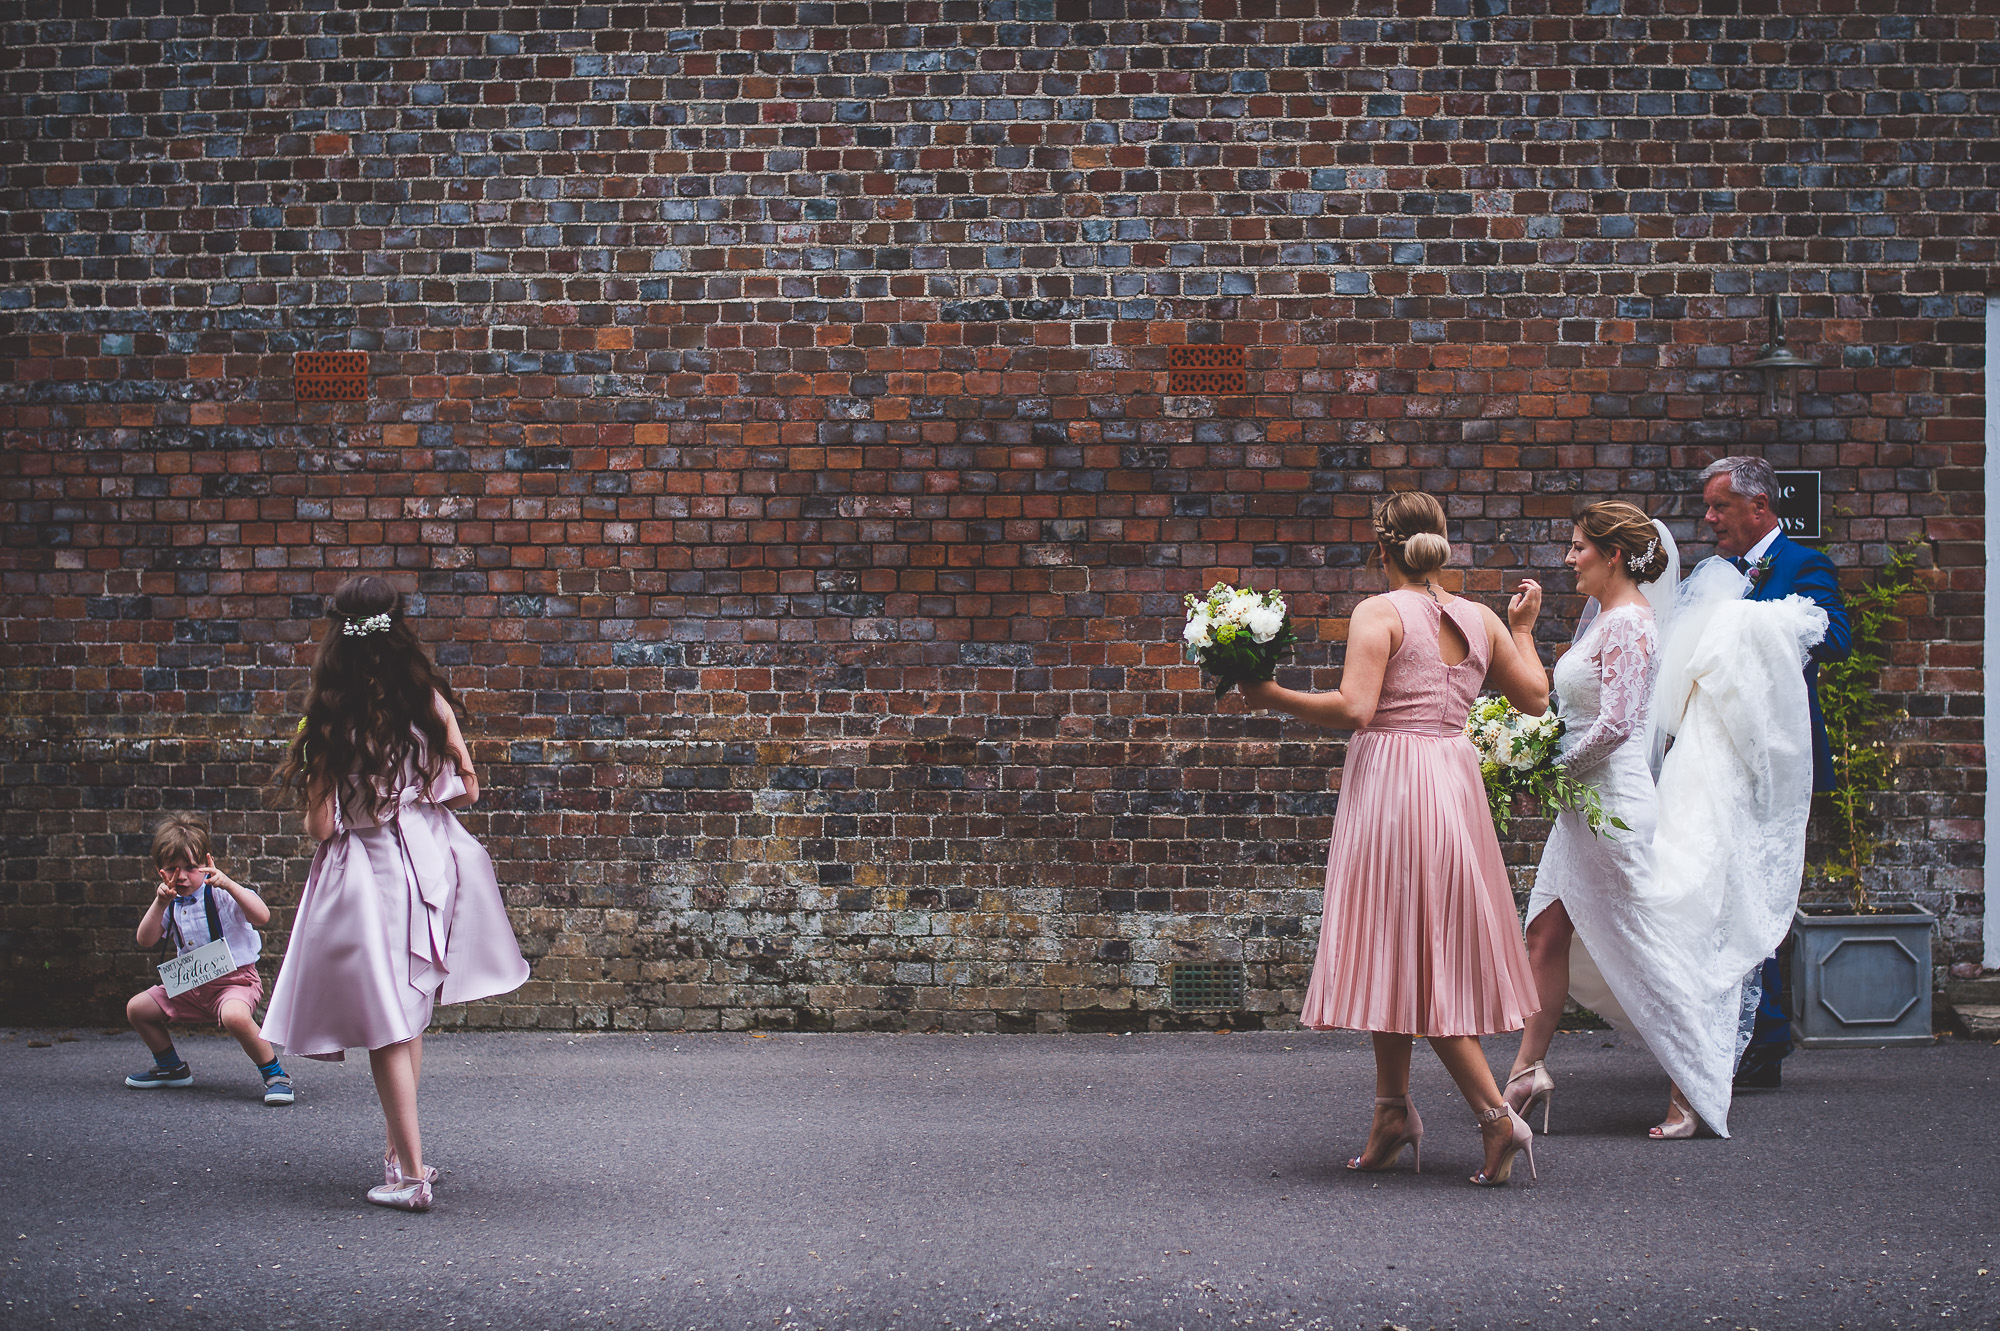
xmin=1811 ymin=540 xmax=1927 ymax=914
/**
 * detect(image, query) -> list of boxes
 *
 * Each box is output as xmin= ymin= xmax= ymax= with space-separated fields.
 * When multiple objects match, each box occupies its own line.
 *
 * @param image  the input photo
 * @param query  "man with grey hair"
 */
xmin=1700 ymin=455 xmax=1852 ymax=1087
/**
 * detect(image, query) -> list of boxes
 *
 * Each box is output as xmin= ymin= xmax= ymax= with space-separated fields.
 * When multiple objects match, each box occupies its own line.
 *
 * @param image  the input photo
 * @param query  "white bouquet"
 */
xmin=1182 ymin=582 xmax=1298 ymax=698
xmin=1464 ymin=695 xmax=1627 ymax=836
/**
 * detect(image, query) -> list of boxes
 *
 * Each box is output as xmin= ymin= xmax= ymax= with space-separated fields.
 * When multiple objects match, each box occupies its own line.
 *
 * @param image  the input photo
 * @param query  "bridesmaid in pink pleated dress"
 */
xmin=1238 ymin=492 xmax=1551 ymax=1186
xmin=265 ymin=575 xmax=529 ymax=1212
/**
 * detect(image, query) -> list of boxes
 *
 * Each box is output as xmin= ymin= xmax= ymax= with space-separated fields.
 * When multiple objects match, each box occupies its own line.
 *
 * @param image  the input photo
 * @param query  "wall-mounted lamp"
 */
xmin=1746 ymin=292 xmax=1815 ymax=417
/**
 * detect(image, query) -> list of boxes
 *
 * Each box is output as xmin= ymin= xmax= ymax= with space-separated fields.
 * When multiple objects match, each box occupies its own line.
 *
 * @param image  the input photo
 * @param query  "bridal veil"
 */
xmin=1601 ymin=552 xmax=1827 ymax=1134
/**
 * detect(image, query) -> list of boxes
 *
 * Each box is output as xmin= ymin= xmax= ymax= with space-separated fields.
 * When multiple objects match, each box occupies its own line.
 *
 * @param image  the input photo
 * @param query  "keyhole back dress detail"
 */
xmin=1298 ymin=588 xmax=1539 ymax=1037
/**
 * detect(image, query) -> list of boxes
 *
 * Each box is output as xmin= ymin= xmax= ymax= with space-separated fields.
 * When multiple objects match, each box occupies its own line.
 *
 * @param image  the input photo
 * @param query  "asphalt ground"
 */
xmin=1 ymin=1026 xmax=1994 ymax=1331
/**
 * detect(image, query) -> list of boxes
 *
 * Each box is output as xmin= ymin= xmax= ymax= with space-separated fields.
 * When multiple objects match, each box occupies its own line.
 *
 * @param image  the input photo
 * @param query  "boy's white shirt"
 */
xmin=166 ymin=885 xmax=262 ymax=969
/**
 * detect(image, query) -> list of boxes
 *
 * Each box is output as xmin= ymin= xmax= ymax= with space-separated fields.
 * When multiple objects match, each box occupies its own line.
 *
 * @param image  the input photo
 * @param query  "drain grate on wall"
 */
xmin=1169 ymin=960 xmax=1246 ymax=1011
xmin=294 ymin=350 xmax=369 ymax=402
xmin=1166 ymin=344 xmax=1246 ymax=395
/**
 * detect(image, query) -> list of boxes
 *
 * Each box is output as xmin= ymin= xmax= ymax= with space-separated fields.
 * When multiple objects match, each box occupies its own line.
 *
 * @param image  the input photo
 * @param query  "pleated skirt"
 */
xmin=1299 ymin=729 xmax=1538 ymax=1037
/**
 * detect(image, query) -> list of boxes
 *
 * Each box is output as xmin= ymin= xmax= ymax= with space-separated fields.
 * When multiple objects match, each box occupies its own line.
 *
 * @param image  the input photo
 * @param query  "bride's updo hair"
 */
xmin=1577 ymin=500 xmax=1671 ymax=584
xmin=1372 ymin=491 xmax=1452 ymax=578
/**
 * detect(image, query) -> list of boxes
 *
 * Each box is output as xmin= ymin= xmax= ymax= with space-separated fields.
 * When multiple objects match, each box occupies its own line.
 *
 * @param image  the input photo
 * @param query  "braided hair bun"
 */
xmin=1397 ymin=531 xmax=1451 ymax=576
xmin=1372 ymin=492 xmax=1452 ymax=576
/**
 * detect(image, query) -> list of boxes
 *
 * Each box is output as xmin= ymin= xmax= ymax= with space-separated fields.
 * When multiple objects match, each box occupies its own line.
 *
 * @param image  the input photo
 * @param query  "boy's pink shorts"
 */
xmin=143 ymin=963 xmax=264 ymax=1026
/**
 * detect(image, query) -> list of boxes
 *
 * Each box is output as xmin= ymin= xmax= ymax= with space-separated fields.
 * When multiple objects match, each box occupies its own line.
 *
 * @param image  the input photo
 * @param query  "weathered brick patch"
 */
xmin=0 ymin=3 xmax=1989 ymax=1028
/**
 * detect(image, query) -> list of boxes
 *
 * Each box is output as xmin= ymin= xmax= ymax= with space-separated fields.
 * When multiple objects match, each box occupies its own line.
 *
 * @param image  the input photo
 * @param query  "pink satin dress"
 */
xmin=1298 ymin=588 xmax=1539 ymax=1037
xmin=262 ymin=756 xmax=529 ymax=1061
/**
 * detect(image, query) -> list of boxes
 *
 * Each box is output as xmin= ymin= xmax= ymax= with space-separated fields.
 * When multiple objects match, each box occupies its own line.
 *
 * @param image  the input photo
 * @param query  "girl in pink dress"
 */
xmin=264 ymin=576 xmax=529 ymax=1212
xmin=1239 ymin=492 xmax=1550 ymax=1186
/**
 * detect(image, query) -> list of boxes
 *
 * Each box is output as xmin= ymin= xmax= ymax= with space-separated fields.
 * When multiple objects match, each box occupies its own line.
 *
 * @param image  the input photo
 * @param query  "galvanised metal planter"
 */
xmin=1789 ymin=904 xmax=1936 ymax=1048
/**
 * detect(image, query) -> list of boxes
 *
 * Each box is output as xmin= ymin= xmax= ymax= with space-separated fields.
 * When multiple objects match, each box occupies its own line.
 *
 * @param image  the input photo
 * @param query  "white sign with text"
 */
xmin=157 ymin=938 xmax=235 ymax=998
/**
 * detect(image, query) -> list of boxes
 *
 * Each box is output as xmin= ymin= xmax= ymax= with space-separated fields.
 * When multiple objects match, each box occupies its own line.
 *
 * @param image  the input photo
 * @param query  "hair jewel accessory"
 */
xmin=1625 ymin=538 xmax=1658 ymax=573
xmin=342 ymin=612 xmax=392 ymax=637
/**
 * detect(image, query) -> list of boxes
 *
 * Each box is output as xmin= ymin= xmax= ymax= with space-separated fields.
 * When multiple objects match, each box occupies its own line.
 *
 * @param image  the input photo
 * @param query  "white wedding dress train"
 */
xmin=1528 ymin=558 xmax=1827 ymax=1136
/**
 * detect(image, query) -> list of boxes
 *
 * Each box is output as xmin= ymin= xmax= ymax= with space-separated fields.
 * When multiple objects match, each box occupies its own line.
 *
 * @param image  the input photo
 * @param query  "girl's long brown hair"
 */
xmin=279 ymin=575 xmax=460 ymax=822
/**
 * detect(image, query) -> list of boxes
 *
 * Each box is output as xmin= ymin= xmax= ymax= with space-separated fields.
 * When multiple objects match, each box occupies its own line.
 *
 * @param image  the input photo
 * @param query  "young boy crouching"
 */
xmin=125 ymin=814 xmax=293 ymax=1106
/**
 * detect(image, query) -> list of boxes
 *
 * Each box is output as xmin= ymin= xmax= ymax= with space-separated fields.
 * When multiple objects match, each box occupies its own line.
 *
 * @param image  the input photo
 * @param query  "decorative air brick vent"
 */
xmin=1167 ymin=344 xmax=1246 ymax=395
xmin=1169 ymin=960 xmax=1246 ymax=1011
xmin=294 ymin=351 xmax=368 ymax=402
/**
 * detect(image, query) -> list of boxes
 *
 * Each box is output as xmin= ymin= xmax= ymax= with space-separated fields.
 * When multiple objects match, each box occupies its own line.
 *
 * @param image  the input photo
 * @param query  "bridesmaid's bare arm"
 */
xmin=1237 ymin=597 xmax=1399 ymax=730
xmin=1480 ymin=579 xmax=1550 ymax=714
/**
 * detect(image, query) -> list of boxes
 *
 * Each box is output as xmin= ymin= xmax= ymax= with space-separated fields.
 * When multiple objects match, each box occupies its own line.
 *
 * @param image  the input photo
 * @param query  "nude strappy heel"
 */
xmin=1504 ymin=1061 xmax=1555 ymax=1134
xmin=1346 ymin=1094 xmax=1424 ymax=1174
xmin=1470 ymin=1103 xmax=1536 ymax=1186
xmin=1649 ymin=1087 xmax=1698 ymax=1140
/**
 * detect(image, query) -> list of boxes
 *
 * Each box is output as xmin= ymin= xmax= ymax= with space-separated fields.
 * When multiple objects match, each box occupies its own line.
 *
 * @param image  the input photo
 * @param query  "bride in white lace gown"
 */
xmin=1505 ymin=501 xmax=1828 ymax=1139
xmin=1504 ymin=501 xmax=1682 ymax=1132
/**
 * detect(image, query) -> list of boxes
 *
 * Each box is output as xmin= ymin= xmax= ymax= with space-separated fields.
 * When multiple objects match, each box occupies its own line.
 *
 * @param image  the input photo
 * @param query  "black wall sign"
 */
xmin=1774 ymin=470 xmax=1822 ymax=540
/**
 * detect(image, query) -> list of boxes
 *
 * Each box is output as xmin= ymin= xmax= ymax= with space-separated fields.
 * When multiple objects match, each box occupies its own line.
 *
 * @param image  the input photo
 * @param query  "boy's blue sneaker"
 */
xmin=125 ymin=1063 xmax=193 ymax=1089
xmin=261 ymin=1072 xmax=294 ymax=1106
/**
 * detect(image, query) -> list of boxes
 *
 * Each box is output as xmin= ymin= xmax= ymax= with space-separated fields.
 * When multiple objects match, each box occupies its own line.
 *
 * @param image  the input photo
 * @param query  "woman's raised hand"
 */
xmin=1507 ymin=579 xmax=1543 ymax=634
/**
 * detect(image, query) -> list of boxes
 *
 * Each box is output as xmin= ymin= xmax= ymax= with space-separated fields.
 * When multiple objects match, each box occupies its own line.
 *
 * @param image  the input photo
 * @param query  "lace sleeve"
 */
xmin=1559 ymin=609 xmax=1657 ymax=776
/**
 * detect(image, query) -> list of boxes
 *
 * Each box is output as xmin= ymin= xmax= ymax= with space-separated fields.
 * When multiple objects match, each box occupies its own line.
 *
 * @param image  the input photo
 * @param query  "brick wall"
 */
xmin=2 ymin=1 xmax=1990 ymax=1030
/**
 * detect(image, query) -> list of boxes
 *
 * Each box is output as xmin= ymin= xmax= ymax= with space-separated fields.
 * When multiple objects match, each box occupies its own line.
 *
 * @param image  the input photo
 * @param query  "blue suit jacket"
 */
xmin=1743 ymin=532 xmax=1851 ymax=792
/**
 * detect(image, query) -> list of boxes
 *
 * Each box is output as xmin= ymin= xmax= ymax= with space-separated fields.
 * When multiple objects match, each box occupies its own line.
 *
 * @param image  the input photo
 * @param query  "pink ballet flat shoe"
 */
xmin=366 ymin=1170 xmax=433 ymax=1212
xmin=1504 ymin=1061 xmax=1555 ymax=1134
xmin=1471 ymin=1104 xmax=1536 ymax=1187
xmin=384 ymin=1150 xmax=438 ymax=1188
xmin=1346 ymin=1094 xmax=1423 ymax=1174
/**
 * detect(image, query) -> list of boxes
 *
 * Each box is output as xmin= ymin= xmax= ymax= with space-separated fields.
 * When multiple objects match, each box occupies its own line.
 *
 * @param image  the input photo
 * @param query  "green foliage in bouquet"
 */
xmin=1464 ymin=695 xmax=1630 ymax=838
xmin=1810 ymin=540 xmax=1926 ymax=915
xmin=1182 ymin=583 xmax=1300 ymax=699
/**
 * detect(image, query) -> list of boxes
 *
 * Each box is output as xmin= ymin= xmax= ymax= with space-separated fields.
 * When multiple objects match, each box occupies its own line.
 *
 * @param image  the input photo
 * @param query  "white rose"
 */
xmin=1183 ymin=613 xmax=1213 ymax=649
xmin=1244 ymin=603 xmax=1284 ymax=643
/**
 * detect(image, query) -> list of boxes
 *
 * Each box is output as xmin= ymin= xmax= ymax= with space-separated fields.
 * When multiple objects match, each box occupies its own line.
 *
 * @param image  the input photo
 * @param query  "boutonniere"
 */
xmin=1744 ymin=555 xmax=1775 ymax=591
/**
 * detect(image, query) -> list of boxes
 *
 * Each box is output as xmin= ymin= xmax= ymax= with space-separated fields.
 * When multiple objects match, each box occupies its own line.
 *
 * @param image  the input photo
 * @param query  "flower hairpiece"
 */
xmin=342 ymin=612 xmax=392 ymax=637
xmin=1625 ymin=538 xmax=1658 ymax=573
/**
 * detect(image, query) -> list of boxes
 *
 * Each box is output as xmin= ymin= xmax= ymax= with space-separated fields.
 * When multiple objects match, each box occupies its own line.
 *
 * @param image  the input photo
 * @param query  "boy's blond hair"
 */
xmin=151 ymin=814 xmax=211 ymax=869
